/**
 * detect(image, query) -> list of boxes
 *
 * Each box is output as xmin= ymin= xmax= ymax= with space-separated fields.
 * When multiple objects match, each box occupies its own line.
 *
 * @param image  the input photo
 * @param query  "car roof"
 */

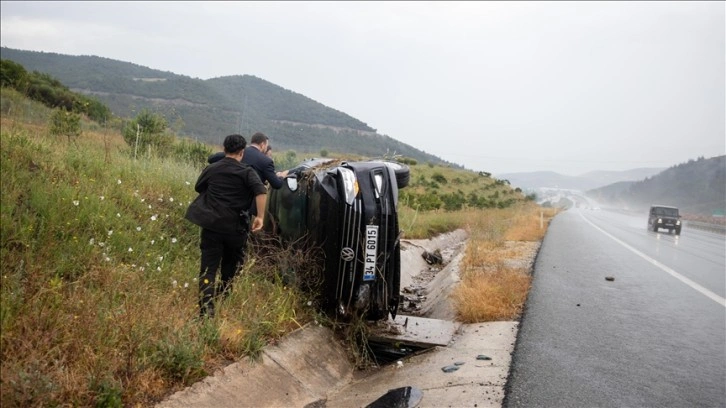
xmin=650 ymin=205 xmax=679 ymax=209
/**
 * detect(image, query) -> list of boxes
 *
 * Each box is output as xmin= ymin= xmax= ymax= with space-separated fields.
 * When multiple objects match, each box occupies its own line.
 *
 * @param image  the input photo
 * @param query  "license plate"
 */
xmin=363 ymin=225 xmax=378 ymax=281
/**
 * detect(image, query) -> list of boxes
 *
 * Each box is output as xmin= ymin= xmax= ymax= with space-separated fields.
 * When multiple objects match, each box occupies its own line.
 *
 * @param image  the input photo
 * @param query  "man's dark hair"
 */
xmin=250 ymin=132 xmax=269 ymax=145
xmin=223 ymin=134 xmax=246 ymax=154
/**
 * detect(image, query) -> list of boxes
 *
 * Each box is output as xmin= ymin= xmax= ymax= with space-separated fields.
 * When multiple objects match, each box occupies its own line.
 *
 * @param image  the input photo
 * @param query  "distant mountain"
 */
xmin=587 ymin=156 xmax=725 ymax=216
xmin=498 ymin=167 xmax=665 ymax=191
xmin=0 ymin=47 xmax=453 ymax=166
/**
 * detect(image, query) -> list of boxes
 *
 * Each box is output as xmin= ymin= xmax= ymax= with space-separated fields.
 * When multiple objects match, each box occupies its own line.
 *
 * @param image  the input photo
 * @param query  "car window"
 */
xmin=653 ymin=207 xmax=679 ymax=217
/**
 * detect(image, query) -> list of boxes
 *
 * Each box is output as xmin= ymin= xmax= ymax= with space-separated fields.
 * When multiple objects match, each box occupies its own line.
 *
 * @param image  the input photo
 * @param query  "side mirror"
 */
xmin=286 ymin=177 xmax=298 ymax=192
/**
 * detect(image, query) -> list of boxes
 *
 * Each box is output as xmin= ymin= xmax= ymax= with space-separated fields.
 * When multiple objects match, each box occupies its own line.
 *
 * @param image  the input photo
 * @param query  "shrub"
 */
xmin=49 ymin=108 xmax=82 ymax=144
xmin=122 ymin=110 xmax=174 ymax=158
xmin=172 ymin=138 xmax=213 ymax=166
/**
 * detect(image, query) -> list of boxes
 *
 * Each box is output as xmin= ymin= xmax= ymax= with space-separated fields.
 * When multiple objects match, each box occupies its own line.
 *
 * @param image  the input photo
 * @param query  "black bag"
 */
xmin=238 ymin=209 xmax=251 ymax=233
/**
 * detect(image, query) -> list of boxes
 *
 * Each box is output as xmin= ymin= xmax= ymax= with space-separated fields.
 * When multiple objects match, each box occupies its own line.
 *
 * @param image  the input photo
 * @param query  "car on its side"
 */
xmin=647 ymin=205 xmax=682 ymax=235
xmin=263 ymin=158 xmax=409 ymax=321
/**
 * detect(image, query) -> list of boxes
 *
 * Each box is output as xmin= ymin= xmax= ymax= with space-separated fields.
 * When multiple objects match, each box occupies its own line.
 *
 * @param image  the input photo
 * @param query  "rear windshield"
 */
xmin=652 ymin=207 xmax=679 ymax=217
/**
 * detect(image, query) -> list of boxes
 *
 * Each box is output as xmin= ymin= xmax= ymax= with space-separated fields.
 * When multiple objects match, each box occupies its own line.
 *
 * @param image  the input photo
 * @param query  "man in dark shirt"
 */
xmin=186 ymin=134 xmax=267 ymax=318
xmin=242 ymin=132 xmax=288 ymax=216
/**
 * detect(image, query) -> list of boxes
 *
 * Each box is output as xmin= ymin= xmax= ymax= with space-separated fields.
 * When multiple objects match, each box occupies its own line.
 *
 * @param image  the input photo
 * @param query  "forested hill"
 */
xmin=587 ymin=155 xmax=726 ymax=216
xmin=1 ymin=47 xmax=451 ymax=165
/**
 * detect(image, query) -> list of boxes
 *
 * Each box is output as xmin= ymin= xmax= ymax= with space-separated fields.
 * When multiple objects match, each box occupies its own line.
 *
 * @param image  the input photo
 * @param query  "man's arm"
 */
xmin=194 ymin=168 xmax=210 ymax=193
xmin=262 ymin=158 xmax=285 ymax=189
xmin=251 ymin=193 xmax=267 ymax=232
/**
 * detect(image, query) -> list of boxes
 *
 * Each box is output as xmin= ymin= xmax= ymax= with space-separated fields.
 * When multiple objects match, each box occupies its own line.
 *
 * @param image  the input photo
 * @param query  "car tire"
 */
xmin=675 ymin=227 xmax=681 ymax=236
xmin=381 ymin=161 xmax=410 ymax=189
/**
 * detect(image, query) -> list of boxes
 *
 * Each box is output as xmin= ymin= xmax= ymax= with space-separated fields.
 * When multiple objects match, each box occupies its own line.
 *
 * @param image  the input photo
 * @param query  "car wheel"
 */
xmin=675 ymin=227 xmax=681 ymax=236
xmin=652 ymin=224 xmax=658 ymax=232
xmin=379 ymin=161 xmax=410 ymax=189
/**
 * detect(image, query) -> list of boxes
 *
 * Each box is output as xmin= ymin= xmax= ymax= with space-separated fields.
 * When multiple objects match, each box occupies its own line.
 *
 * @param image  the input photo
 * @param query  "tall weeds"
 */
xmin=452 ymin=203 xmax=555 ymax=322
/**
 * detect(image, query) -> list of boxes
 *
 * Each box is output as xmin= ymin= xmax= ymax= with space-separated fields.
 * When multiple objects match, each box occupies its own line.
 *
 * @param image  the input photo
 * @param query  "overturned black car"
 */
xmin=264 ymin=158 xmax=409 ymax=321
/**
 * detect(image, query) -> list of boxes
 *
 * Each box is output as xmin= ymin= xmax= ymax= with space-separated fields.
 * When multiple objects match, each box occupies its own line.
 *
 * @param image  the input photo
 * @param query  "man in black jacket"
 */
xmin=186 ymin=134 xmax=267 ymax=318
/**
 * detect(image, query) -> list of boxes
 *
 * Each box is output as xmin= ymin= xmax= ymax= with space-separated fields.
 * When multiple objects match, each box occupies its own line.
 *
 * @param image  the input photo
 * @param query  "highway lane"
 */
xmin=504 ymin=208 xmax=726 ymax=407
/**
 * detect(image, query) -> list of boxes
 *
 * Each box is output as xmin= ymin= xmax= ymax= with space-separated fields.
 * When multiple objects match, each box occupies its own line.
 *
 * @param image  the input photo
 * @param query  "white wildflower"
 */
xmin=172 ymin=280 xmax=178 ymax=288
xmin=136 ymin=226 xmax=141 ymax=232
xmin=151 ymin=240 xmax=155 ymax=245
xmin=150 ymin=215 xmax=158 ymax=221
xmin=184 ymin=282 xmax=189 ymax=288
xmin=128 ymin=247 xmax=133 ymax=252
xmin=169 ymin=197 xmax=174 ymax=202
xmin=72 ymin=200 xmax=79 ymax=206
xmin=171 ymin=238 xmax=178 ymax=243
xmin=157 ymin=267 xmax=162 ymax=272
xmin=89 ymin=238 xmax=95 ymax=245
xmin=108 ymin=230 xmax=113 ymax=236
xmin=117 ymin=179 xmax=122 ymax=184
xmin=99 ymin=196 xmax=105 ymax=200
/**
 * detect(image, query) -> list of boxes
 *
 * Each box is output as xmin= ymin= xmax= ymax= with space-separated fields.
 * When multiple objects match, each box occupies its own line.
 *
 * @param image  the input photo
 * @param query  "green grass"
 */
xmin=0 ymin=89 xmax=543 ymax=407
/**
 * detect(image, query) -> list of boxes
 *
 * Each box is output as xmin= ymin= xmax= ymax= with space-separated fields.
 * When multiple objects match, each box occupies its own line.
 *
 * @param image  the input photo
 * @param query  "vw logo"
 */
xmin=340 ymin=247 xmax=355 ymax=262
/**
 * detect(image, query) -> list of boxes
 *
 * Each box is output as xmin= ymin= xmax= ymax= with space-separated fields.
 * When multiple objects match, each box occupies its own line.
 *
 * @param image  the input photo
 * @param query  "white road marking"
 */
xmin=578 ymin=211 xmax=726 ymax=308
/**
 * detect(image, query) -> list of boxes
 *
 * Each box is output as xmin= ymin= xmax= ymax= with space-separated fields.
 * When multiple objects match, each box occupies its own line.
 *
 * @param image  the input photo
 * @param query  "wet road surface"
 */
xmin=505 ymin=208 xmax=726 ymax=407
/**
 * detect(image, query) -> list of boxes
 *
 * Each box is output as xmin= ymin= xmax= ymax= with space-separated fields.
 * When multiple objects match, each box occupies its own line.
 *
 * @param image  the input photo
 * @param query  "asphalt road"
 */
xmin=504 ymin=208 xmax=726 ymax=408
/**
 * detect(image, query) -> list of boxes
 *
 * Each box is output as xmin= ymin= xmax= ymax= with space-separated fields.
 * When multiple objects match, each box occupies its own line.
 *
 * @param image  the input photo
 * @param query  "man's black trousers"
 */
xmin=198 ymin=228 xmax=248 ymax=316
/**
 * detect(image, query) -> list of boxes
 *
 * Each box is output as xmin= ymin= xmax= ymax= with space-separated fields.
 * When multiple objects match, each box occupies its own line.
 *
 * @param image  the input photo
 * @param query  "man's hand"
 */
xmin=276 ymin=170 xmax=289 ymax=178
xmin=251 ymin=216 xmax=263 ymax=232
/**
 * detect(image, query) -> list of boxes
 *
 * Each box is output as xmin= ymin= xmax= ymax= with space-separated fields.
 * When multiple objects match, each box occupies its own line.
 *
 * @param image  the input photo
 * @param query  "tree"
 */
xmin=0 ymin=59 xmax=28 ymax=90
xmin=122 ymin=110 xmax=173 ymax=158
xmin=49 ymin=108 xmax=82 ymax=144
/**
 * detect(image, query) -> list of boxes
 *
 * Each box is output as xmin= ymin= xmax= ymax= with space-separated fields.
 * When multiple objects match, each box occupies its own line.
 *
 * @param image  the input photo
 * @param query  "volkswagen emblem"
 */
xmin=340 ymin=247 xmax=355 ymax=262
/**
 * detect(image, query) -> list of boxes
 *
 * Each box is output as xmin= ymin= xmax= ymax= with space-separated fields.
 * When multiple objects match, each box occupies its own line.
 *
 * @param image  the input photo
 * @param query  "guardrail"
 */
xmin=685 ymin=220 xmax=726 ymax=235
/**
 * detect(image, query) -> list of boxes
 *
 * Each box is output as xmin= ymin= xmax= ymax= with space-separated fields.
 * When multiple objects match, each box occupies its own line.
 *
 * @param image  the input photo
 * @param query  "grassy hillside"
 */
xmin=1 ymin=47 xmax=457 ymax=168
xmin=0 ymin=88 xmax=548 ymax=406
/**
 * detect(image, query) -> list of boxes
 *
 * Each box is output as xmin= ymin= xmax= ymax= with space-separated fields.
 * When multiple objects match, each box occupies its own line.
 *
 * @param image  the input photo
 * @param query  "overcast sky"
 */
xmin=1 ymin=1 xmax=724 ymax=176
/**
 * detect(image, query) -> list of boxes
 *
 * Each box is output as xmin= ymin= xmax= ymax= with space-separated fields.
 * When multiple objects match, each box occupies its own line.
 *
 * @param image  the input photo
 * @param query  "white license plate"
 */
xmin=363 ymin=225 xmax=378 ymax=281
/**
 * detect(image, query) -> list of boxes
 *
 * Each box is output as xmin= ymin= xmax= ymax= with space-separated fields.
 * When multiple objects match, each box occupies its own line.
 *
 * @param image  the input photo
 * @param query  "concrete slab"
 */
xmin=325 ymin=321 xmax=518 ymax=408
xmin=368 ymin=315 xmax=461 ymax=348
xmin=156 ymin=324 xmax=353 ymax=408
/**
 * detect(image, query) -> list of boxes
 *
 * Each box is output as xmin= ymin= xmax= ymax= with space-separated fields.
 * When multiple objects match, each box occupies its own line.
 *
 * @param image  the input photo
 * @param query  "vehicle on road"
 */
xmin=647 ymin=205 xmax=682 ymax=235
xmin=264 ymin=158 xmax=409 ymax=321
